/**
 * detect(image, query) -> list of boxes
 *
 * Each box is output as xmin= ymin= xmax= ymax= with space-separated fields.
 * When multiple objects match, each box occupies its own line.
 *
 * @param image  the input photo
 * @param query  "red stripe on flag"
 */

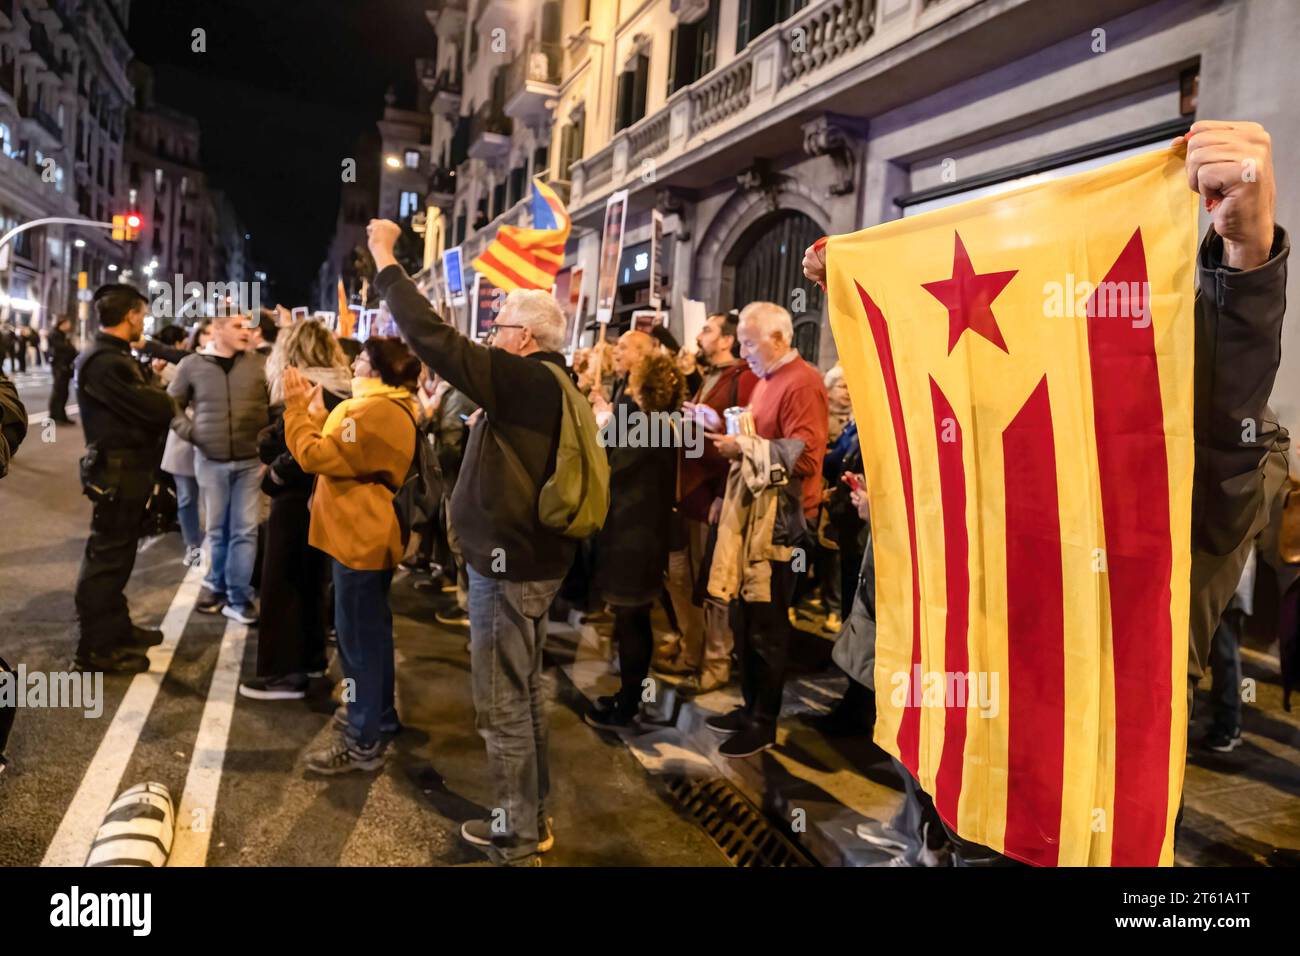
xmin=496 ymin=229 xmax=553 ymax=268
xmin=855 ymin=281 xmax=922 ymax=773
xmin=1085 ymin=228 xmax=1173 ymax=866
xmin=1002 ymin=375 xmax=1065 ymax=866
xmin=477 ymin=249 xmax=540 ymax=291
xmin=930 ymin=377 xmax=969 ymax=824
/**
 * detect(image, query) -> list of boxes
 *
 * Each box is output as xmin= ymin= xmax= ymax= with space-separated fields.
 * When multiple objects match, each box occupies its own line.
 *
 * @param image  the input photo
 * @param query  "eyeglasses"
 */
xmin=485 ymin=323 xmax=525 ymax=339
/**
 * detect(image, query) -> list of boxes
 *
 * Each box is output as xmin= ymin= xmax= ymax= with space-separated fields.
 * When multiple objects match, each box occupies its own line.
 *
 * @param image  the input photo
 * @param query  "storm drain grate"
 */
xmin=661 ymin=775 xmax=812 ymax=867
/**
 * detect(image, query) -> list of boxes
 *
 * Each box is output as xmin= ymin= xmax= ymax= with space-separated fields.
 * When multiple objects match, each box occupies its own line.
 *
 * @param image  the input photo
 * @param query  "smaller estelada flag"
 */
xmin=472 ymin=178 xmax=571 ymax=292
xmin=337 ymin=278 xmax=356 ymax=339
xmin=826 ymin=147 xmax=1199 ymax=866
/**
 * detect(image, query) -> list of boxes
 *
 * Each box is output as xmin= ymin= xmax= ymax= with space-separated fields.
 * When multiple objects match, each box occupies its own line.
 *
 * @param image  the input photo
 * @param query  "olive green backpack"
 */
xmin=496 ymin=362 xmax=609 ymax=538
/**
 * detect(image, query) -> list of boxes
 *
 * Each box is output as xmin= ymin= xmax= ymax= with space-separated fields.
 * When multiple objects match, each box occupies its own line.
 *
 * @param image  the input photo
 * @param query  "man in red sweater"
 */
xmin=665 ymin=312 xmax=758 ymax=693
xmin=695 ymin=301 xmax=829 ymax=757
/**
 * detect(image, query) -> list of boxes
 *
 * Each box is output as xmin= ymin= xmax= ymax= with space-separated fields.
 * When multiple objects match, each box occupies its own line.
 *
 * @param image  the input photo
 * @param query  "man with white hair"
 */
xmin=368 ymin=220 xmax=573 ymax=866
xmin=694 ymin=301 xmax=829 ymax=757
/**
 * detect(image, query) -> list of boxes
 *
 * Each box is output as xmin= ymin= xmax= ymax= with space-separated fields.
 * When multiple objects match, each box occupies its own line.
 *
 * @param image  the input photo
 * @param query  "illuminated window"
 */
xmin=404 ymin=149 xmax=420 ymax=169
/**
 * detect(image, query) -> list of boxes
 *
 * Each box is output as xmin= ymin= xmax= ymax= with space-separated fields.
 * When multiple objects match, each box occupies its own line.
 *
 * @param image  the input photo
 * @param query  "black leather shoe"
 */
xmin=72 ymin=647 xmax=150 ymax=674
xmin=127 ymin=624 xmax=164 ymax=648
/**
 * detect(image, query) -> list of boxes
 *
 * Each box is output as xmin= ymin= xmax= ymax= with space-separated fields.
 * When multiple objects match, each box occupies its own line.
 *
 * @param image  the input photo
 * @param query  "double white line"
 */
xmin=40 ymin=564 xmax=249 ymax=867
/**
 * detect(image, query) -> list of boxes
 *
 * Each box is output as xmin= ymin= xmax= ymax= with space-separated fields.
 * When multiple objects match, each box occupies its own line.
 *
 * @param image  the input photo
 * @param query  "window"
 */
xmin=507 ymin=165 xmax=527 ymax=207
xmin=155 ymin=168 xmax=163 ymax=190
xmin=0 ymin=123 xmax=11 ymax=158
xmin=736 ymin=0 xmax=805 ymax=51
xmin=404 ymin=149 xmax=420 ymax=169
xmin=491 ymin=179 xmax=507 ymax=219
xmin=614 ymin=52 xmax=649 ymax=132
xmin=399 ymin=190 xmax=420 ymax=218
xmin=558 ymin=110 xmax=585 ymax=179
xmin=669 ymin=3 xmax=718 ymax=94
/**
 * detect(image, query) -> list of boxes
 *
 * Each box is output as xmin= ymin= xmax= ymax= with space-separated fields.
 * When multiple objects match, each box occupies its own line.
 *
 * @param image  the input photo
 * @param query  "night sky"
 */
xmin=127 ymin=0 xmax=435 ymax=305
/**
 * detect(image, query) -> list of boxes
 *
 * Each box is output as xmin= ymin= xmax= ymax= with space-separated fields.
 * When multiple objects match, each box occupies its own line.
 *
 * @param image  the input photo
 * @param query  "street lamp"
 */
xmin=385 ymin=155 xmax=402 ymax=170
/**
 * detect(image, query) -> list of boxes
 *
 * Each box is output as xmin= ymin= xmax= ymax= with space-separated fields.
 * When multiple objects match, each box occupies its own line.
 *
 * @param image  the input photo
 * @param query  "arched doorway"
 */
xmin=722 ymin=209 xmax=825 ymax=365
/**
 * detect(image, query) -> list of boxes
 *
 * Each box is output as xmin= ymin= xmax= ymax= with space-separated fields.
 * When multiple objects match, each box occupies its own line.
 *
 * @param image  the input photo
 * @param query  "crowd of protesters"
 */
xmin=3 ymin=119 xmax=1292 ymax=867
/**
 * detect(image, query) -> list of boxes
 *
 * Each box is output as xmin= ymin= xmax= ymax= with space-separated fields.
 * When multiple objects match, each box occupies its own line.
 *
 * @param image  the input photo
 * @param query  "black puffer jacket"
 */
xmin=0 ymin=373 xmax=26 ymax=479
xmin=168 ymin=350 xmax=270 ymax=462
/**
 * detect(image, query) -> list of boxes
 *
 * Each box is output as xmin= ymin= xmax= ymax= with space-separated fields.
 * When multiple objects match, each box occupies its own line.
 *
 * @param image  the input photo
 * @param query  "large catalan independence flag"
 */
xmin=826 ymin=148 xmax=1199 ymax=866
xmin=471 ymin=178 xmax=571 ymax=292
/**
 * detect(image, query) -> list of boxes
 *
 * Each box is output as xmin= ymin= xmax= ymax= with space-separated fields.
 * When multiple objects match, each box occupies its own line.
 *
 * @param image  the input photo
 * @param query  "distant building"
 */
xmin=316 ymin=130 xmax=381 ymax=312
xmin=0 ymin=0 xmax=135 ymax=330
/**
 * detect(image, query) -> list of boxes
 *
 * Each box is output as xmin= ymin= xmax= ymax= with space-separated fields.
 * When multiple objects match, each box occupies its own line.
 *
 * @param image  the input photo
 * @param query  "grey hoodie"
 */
xmin=168 ymin=350 xmax=270 ymax=462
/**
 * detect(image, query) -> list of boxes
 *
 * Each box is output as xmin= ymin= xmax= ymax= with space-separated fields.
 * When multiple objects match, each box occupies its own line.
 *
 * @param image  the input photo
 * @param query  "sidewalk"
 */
xmin=550 ymin=605 xmax=1300 ymax=868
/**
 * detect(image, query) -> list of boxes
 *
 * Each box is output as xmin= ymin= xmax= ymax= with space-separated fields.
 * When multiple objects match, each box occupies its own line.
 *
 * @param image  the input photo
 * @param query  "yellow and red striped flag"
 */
xmin=471 ymin=178 xmax=571 ymax=291
xmin=826 ymin=147 xmax=1198 ymax=866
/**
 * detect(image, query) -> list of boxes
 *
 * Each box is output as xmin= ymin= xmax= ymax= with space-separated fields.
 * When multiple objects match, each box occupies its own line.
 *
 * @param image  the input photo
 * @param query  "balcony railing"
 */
xmin=781 ymin=0 xmax=877 ymax=85
xmin=570 ymin=0 xmax=894 ymax=210
xmin=468 ymin=100 xmax=512 ymax=160
xmin=506 ymin=39 xmax=562 ymax=97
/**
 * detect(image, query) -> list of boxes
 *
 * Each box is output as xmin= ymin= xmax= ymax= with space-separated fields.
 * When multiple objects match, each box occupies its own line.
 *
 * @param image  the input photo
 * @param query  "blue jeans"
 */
xmin=1210 ymin=610 xmax=1244 ymax=735
xmin=466 ymin=566 xmax=563 ymax=864
xmin=173 ymin=473 xmax=202 ymax=550
xmin=194 ymin=454 xmax=261 ymax=608
xmin=332 ymin=560 xmax=395 ymax=749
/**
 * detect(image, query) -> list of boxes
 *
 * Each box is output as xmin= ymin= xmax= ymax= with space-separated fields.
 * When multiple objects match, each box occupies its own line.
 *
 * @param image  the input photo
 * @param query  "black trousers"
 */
xmin=74 ymin=465 xmax=154 ymax=657
xmin=49 ymin=367 xmax=72 ymax=421
xmin=256 ymin=490 xmax=327 ymax=677
xmin=613 ymin=604 xmax=653 ymax=711
xmin=731 ymin=559 xmax=797 ymax=734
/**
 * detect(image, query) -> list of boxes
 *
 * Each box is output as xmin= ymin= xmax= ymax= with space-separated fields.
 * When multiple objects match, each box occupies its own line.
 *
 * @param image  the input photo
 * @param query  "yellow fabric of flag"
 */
xmin=825 ymin=147 xmax=1198 ymax=866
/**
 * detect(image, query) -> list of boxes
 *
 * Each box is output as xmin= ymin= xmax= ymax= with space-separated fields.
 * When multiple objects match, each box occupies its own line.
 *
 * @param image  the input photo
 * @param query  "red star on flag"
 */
xmin=922 ymin=232 xmax=1018 ymax=354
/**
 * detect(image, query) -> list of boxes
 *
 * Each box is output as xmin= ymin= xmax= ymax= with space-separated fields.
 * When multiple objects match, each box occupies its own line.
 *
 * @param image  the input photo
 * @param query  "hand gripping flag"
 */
xmin=826 ymin=148 xmax=1199 ymax=866
xmin=471 ymin=178 xmax=571 ymax=292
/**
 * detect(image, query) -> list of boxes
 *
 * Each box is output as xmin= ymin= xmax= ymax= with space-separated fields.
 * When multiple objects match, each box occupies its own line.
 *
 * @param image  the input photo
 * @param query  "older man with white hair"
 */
xmin=694 ymin=300 xmax=829 ymax=757
xmin=368 ymin=220 xmax=575 ymax=866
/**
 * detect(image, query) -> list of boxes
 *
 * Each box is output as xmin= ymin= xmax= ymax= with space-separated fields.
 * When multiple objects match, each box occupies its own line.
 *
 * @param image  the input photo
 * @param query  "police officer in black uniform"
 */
xmin=47 ymin=316 xmax=78 ymax=424
xmin=73 ymin=285 xmax=175 ymax=673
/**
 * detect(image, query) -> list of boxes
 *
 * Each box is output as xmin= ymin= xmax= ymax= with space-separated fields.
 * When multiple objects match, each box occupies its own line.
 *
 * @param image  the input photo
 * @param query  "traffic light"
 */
xmin=112 ymin=212 xmax=143 ymax=241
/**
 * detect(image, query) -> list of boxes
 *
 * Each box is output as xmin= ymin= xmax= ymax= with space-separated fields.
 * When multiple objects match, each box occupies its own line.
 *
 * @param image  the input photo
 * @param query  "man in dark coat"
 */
xmin=73 ymin=285 xmax=175 ymax=672
xmin=47 ymin=316 xmax=78 ymax=424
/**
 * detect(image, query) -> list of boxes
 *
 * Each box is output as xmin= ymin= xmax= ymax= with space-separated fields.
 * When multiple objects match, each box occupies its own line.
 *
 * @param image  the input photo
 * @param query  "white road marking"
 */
xmin=41 ymin=562 xmax=205 ymax=866
xmin=26 ymin=403 xmax=79 ymax=425
xmin=169 ymin=618 xmax=249 ymax=867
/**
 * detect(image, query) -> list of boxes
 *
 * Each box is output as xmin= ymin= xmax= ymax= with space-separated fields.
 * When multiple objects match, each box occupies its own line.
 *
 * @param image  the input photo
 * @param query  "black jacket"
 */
xmin=257 ymin=392 xmax=346 ymax=499
xmin=0 ymin=373 xmax=27 ymax=478
xmin=48 ymin=328 xmax=78 ymax=370
xmin=594 ymin=410 xmax=678 ymax=604
xmin=74 ymin=333 xmax=173 ymax=458
xmin=1188 ymin=225 xmax=1291 ymax=680
xmin=377 ymin=264 xmax=576 ymax=582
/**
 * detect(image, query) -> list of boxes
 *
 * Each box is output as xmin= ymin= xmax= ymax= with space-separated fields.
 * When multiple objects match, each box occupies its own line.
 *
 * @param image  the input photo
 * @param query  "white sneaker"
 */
xmin=222 ymin=604 xmax=259 ymax=626
xmin=182 ymin=546 xmax=203 ymax=568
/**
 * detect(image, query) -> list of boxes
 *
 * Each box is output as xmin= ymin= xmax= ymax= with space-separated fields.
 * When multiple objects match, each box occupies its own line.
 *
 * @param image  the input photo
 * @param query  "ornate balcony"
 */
xmin=570 ymin=0 xmax=893 ymax=212
xmin=432 ymin=70 xmax=462 ymax=116
xmin=467 ymin=100 xmax=511 ymax=162
xmin=504 ymin=40 xmax=561 ymax=125
xmin=426 ymin=165 xmax=457 ymax=210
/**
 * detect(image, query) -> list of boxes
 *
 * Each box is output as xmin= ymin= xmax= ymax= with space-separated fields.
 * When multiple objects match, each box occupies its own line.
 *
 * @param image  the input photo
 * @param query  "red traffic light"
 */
xmin=126 ymin=213 xmax=142 ymax=229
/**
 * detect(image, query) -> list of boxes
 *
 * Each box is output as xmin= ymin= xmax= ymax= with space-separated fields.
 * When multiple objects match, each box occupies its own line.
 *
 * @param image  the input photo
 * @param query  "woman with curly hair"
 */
xmin=586 ymin=349 xmax=687 ymax=731
xmin=238 ymin=320 xmax=352 ymax=703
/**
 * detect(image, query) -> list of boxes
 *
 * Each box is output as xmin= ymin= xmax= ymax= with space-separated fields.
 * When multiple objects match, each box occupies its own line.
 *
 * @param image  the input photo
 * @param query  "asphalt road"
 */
xmin=0 ymin=371 xmax=726 ymax=867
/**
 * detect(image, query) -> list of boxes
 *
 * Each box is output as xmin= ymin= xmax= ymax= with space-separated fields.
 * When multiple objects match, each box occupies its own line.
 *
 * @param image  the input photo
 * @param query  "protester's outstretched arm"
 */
xmin=366 ymin=219 xmax=502 ymax=419
xmin=1180 ymin=121 xmax=1289 ymax=554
